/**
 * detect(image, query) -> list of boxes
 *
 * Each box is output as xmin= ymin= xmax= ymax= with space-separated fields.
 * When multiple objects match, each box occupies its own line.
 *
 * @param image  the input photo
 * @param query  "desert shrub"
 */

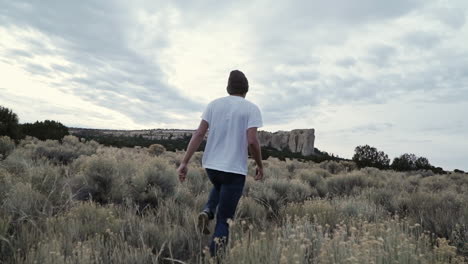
xmin=280 ymin=199 xmax=340 ymax=228
xmin=420 ymin=175 xmax=452 ymax=193
xmin=398 ymin=191 xmax=466 ymax=240
xmin=78 ymin=155 xmax=125 ymax=203
xmin=1 ymin=151 xmax=31 ymax=180
xmin=447 ymin=172 xmax=468 ymax=194
xmin=174 ymin=186 xmax=195 ymax=208
xmin=0 ymin=168 xmax=13 ymax=201
xmin=47 ymin=202 xmax=122 ymax=242
xmin=402 ymin=174 xmax=421 ymax=193
xmin=29 ymin=162 xmax=71 ymax=209
xmin=340 ymin=160 xmax=358 ymax=172
xmin=130 ymin=159 xmax=177 ymax=207
xmin=0 ymin=136 xmax=15 ymax=159
xmin=318 ymin=160 xmax=346 ymax=174
xmin=267 ymin=178 xmax=290 ymax=200
xmin=262 ymin=177 xmax=313 ymax=204
xmin=366 ymin=187 xmax=399 ymax=214
xmin=147 ymin=143 xmax=165 ymax=156
xmin=236 ymin=197 xmax=268 ymax=226
xmin=326 ymin=171 xmax=376 ymax=196
xmin=139 ymin=159 xmax=177 ymax=198
xmin=336 ymin=196 xmax=385 ymax=222
xmin=298 ymin=169 xmax=324 ymax=187
xmin=2 ymin=182 xmax=50 ymax=220
xmin=191 ymin=151 xmax=203 ymax=166
xmin=32 ymin=136 xmax=98 ymax=164
xmin=296 ymin=168 xmax=330 ymax=197
xmin=0 ymin=214 xmax=12 ymax=260
xmin=185 ymin=168 xmax=208 ymax=195
xmin=248 ymin=180 xmax=280 ymax=215
xmin=286 ymin=179 xmax=313 ymax=202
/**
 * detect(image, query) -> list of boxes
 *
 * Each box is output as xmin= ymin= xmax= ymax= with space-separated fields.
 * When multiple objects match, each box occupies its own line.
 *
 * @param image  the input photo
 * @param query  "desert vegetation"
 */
xmin=0 ymin=135 xmax=466 ymax=263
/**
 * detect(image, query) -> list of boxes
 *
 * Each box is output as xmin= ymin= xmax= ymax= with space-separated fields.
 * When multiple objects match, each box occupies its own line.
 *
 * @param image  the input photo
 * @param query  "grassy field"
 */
xmin=0 ymin=135 xmax=467 ymax=263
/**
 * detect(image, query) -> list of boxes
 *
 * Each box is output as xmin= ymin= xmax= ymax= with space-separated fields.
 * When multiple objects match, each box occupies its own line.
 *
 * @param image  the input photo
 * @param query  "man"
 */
xmin=177 ymin=70 xmax=264 ymax=257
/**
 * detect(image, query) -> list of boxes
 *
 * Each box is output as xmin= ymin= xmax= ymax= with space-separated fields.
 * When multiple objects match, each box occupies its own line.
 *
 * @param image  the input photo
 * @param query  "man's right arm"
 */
xmin=247 ymin=127 xmax=263 ymax=180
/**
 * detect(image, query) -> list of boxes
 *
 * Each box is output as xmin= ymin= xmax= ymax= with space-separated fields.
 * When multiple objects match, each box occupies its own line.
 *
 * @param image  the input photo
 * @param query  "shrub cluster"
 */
xmin=0 ymin=138 xmax=467 ymax=263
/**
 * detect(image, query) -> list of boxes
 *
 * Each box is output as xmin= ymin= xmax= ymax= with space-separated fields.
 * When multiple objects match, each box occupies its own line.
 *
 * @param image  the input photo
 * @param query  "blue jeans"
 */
xmin=203 ymin=168 xmax=246 ymax=256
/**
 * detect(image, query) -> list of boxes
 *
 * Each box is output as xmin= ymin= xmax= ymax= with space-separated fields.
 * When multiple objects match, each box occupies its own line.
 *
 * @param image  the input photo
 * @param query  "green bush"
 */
xmin=20 ymin=120 xmax=69 ymax=141
xmin=352 ymin=145 xmax=390 ymax=169
xmin=0 ymin=106 xmax=21 ymax=140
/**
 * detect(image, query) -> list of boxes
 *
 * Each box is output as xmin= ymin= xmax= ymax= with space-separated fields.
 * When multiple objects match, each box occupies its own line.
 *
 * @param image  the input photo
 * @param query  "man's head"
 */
xmin=227 ymin=70 xmax=248 ymax=95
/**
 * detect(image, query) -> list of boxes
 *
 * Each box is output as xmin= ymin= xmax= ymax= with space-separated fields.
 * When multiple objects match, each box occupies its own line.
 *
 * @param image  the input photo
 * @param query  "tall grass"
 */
xmin=0 ymin=135 xmax=466 ymax=263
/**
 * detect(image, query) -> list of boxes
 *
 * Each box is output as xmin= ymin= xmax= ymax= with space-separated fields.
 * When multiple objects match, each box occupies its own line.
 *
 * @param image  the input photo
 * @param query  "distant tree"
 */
xmin=431 ymin=166 xmax=447 ymax=174
xmin=415 ymin=156 xmax=431 ymax=170
xmin=453 ymin=169 xmax=465 ymax=174
xmin=352 ymin=145 xmax=390 ymax=169
xmin=20 ymin=120 xmax=69 ymax=140
xmin=0 ymin=106 xmax=22 ymax=140
xmin=391 ymin=153 xmax=418 ymax=171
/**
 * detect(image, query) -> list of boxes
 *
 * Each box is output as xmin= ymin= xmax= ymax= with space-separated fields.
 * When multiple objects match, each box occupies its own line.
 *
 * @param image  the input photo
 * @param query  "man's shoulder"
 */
xmin=244 ymin=99 xmax=261 ymax=112
xmin=208 ymin=96 xmax=229 ymax=105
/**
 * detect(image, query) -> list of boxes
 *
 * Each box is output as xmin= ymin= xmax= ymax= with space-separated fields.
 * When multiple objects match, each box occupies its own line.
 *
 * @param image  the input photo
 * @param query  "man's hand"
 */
xmin=177 ymin=163 xmax=188 ymax=183
xmin=255 ymin=166 xmax=264 ymax=181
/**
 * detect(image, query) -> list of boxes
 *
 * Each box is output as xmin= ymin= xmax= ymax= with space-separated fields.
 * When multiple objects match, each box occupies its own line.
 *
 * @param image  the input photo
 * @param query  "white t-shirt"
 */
xmin=201 ymin=95 xmax=263 ymax=175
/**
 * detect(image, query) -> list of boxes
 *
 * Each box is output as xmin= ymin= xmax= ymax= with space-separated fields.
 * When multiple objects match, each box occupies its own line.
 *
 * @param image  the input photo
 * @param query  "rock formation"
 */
xmin=70 ymin=128 xmax=315 ymax=156
xmin=258 ymin=129 xmax=315 ymax=156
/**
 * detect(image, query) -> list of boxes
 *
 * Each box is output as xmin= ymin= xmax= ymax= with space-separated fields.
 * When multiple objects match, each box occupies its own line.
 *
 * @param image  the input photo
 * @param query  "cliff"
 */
xmin=69 ymin=128 xmax=315 ymax=156
xmin=258 ymin=129 xmax=315 ymax=156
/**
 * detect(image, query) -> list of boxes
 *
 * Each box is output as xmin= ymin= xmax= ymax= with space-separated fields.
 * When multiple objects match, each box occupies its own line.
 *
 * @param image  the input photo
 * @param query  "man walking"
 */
xmin=177 ymin=70 xmax=264 ymax=257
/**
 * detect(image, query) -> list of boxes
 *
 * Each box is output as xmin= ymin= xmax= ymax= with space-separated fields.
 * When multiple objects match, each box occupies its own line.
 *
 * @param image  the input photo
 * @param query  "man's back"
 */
xmin=201 ymin=95 xmax=262 ymax=175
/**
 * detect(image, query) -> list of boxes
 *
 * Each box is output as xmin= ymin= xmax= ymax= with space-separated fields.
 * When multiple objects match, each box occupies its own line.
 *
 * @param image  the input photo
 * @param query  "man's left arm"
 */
xmin=177 ymin=120 xmax=209 ymax=182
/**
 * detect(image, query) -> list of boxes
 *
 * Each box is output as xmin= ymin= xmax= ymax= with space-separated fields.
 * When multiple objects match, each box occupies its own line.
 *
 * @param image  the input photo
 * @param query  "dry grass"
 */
xmin=0 ymin=135 xmax=466 ymax=263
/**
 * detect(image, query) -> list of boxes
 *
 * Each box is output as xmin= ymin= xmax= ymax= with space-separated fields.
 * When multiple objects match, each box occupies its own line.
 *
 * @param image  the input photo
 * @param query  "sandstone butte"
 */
xmin=69 ymin=128 xmax=316 ymax=156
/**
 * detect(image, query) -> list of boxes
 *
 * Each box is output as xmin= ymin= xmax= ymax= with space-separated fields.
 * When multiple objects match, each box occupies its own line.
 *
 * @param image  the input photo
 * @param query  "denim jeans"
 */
xmin=203 ymin=168 xmax=246 ymax=256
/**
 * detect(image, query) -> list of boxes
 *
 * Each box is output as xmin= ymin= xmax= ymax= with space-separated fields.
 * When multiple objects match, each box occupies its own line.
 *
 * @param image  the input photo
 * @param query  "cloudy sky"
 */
xmin=1 ymin=0 xmax=467 ymax=170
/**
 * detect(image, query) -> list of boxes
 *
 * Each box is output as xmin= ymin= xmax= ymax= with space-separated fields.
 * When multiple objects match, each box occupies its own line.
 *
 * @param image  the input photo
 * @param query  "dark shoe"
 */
xmin=198 ymin=211 xmax=211 ymax=235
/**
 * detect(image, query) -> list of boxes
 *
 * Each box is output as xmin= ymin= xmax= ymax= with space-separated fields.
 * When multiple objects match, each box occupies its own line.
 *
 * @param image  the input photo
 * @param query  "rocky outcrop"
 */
xmin=258 ymin=129 xmax=315 ymax=156
xmin=70 ymin=127 xmax=316 ymax=156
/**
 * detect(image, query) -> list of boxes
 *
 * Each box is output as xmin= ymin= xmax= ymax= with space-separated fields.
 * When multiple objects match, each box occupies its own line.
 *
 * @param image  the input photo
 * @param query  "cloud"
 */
xmin=0 ymin=0 xmax=203 ymax=126
xmin=402 ymin=31 xmax=442 ymax=49
xmin=336 ymin=57 xmax=357 ymax=68
xmin=1 ymin=0 xmax=468 ymax=170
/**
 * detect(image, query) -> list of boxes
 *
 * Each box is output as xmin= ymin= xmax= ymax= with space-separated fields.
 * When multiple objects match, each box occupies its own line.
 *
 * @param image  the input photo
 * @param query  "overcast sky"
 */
xmin=1 ymin=0 xmax=467 ymax=170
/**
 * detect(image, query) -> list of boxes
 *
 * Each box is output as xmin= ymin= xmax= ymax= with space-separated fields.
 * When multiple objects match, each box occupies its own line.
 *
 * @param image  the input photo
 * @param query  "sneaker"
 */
xmin=198 ymin=211 xmax=211 ymax=235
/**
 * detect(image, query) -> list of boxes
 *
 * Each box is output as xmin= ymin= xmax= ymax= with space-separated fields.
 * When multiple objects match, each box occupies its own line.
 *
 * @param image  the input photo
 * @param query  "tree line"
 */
xmin=0 ymin=106 xmax=69 ymax=141
xmin=352 ymin=145 xmax=450 ymax=174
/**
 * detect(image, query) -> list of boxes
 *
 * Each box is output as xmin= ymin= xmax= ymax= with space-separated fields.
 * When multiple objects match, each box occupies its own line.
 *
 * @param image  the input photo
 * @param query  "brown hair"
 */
xmin=227 ymin=70 xmax=249 ymax=95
